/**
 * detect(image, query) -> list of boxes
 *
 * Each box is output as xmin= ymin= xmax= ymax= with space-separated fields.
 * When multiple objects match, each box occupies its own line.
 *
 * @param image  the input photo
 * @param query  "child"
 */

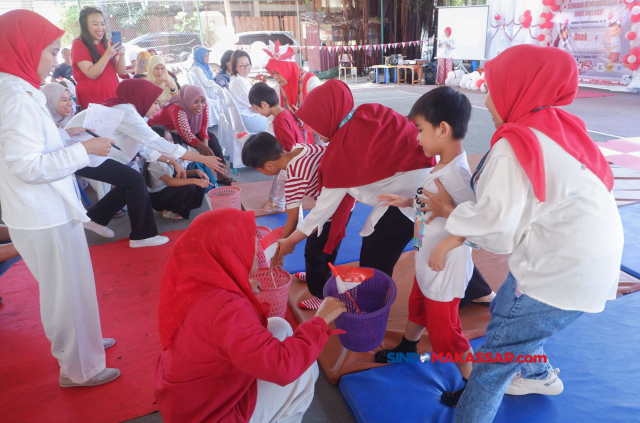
xmin=144 ymin=125 xmax=211 ymax=220
xmin=241 ymin=132 xmax=329 ymax=310
xmin=375 ymin=86 xmax=475 ymax=406
xmin=420 ymin=46 xmax=622 ymax=422
xmin=248 ymin=82 xmax=305 ymax=214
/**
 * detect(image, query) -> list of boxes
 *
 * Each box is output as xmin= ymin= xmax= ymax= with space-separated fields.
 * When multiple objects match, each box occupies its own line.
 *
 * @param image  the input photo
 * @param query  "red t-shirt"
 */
xmin=148 ymin=104 xmax=209 ymax=147
xmin=273 ymin=110 xmax=305 ymax=152
xmin=71 ymin=38 xmax=120 ymax=110
xmin=154 ymin=287 xmax=332 ymax=423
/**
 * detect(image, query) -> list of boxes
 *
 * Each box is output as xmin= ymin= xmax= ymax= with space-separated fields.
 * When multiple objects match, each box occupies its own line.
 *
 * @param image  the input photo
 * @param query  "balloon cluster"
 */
xmin=626 ymin=0 xmax=640 ymax=24
xmin=445 ymin=71 xmax=487 ymax=93
xmin=623 ymin=47 xmax=640 ymax=72
xmin=518 ymin=10 xmax=533 ymax=29
xmin=537 ymin=0 xmax=561 ymax=46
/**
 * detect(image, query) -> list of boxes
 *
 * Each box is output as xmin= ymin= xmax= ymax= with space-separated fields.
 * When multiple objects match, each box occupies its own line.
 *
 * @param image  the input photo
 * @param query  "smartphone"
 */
xmin=110 ymin=31 xmax=122 ymax=47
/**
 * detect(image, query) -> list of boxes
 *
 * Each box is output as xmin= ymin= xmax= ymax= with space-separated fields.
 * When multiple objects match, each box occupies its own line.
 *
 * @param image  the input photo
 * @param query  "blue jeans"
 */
xmin=0 ymin=255 xmax=20 ymax=278
xmin=454 ymin=273 xmax=583 ymax=423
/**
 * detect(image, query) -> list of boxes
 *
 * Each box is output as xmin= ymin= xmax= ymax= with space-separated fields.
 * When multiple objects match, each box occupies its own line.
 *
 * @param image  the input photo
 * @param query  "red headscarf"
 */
xmin=297 ymin=80 xmax=435 ymax=253
xmin=102 ymin=79 xmax=163 ymax=117
xmin=485 ymin=44 xmax=613 ymax=202
xmin=265 ymin=59 xmax=313 ymax=109
xmin=0 ymin=10 xmax=65 ymax=89
xmin=158 ymin=209 xmax=269 ymax=350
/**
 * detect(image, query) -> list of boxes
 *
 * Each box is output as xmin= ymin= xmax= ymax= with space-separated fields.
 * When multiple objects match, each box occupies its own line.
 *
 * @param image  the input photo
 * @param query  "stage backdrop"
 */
xmin=484 ymin=0 xmax=640 ymax=93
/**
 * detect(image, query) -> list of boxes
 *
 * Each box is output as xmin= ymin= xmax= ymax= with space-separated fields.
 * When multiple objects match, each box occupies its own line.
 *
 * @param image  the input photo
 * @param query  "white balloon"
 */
xmin=445 ymin=77 xmax=453 ymax=86
xmin=453 ymin=78 xmax=461 ymax=87
xmin=543 ymin=6 xmax=551 ymax=13
xmin=632 ymin=23 xmax=640 ymax=33
xmin=471 ymin=83 xmax=480 ymax=91
xmin=455 ymin=70 xmax=465 ymax=79
xmin=466 ymin=80 xmax=474 ymax=89
xmin=546 ymin=35 xmax=553 ymax=43
xmin=540 ymin=41 xmax=547 ymax=47
xmin=471 ymin=71 xmax=481 ymax=79
xmin=480 ymin=83 xmax=488 ymax=93
xmin=629 ymin=55 xmax=638 ymax=64
xmin=539 ymin=17 xmax=546 ymax=25
xmin=544 ymin=28 xmax=552 ymax=35
xmin=447 ymin=71 xmax=456 ymax=79
xmin=633 ymin=5 xmax=640 ymax=15
xmin=519 ymin=15 xmax=525 ymax=24
xmin=461 ymin=74 xmax=470 ymax=84
xmin=631 ymin=40 xmax=639 ymax=48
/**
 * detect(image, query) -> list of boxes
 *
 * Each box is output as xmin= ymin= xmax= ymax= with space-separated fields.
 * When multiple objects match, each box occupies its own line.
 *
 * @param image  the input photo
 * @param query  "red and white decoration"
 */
xmin=445 ymin=70 xmax=487 ymax=93
xmin=259 ymin=227 xmax=284 ymax=264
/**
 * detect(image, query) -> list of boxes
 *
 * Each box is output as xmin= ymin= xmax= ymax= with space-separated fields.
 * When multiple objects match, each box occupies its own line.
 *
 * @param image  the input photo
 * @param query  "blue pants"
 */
xmin=0 ymin=255 xmax=20 ymax=278
xmin=454 ymin=273 xmax=583 ymax=423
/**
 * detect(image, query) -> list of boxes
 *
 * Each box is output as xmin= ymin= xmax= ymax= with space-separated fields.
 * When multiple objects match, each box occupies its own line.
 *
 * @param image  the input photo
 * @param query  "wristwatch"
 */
xmin=166 ymin=158 xmax=170 ymax=164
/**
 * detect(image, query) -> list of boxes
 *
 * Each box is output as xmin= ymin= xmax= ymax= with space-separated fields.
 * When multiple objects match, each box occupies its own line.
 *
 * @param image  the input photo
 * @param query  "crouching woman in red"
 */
xmin=155 ymin=209 xmax=346 ymax=422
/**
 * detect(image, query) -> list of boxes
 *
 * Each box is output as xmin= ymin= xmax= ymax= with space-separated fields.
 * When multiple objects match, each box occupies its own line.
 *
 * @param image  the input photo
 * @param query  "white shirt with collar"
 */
xmin=229 ymin=75 xmax=261 ymax=118
xmin=445 ymin=129 xmax=623 ymax=313
xmin=65 ymin=103 xmax=187 ymax=166
xmin=0 ymin=72 xmax=91 ymax=230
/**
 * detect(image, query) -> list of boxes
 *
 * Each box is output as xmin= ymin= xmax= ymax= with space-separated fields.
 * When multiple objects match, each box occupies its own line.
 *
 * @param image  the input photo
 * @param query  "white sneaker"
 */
xmin=83 ymin=221 xmax=115 ymax=238
xmin=129 ymin=235 xmax=169 ymax=248
xmin=60 ymin=368 xmax=121 ymax=388
xmin=505 ymin=368 xmax=563 ymax=396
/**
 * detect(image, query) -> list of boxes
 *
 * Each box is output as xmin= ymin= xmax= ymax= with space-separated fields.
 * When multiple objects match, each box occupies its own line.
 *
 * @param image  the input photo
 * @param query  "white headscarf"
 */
xmin=41 ymin=83 xmax=75 ymax=127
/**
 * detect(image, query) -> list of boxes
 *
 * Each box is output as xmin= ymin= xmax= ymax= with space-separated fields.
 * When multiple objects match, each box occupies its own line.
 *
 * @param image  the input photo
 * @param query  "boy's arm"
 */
xmin=377 ymin=193 xmax=413 ymax=208
xmin=270 ymin=207 xmax=300 ymax=270
xmin=428 ymin=235 xmax=466 ymax=272
xmin=160 ymin=174 xmax=208 ymax=188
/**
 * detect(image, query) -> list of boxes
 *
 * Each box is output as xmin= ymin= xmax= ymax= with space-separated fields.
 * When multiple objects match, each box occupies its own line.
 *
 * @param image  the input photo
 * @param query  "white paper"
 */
xmin=84 ymin=103 xmax=125 ymax=137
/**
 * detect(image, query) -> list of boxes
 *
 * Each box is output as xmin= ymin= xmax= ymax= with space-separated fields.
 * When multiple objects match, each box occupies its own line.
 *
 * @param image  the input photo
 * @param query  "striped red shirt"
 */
xmin=285 ymin=144 xmax=326 ymax=209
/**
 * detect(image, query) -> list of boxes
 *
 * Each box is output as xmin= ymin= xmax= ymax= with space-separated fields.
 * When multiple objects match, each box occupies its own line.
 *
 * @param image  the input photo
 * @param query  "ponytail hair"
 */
xmin=78 ymin=6 xmax=108 ymax=64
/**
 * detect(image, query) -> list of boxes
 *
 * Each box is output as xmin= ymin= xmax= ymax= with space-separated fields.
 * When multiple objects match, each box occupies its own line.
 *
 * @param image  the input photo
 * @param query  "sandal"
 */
xmin=217 ymin=176 xmax=237 ymax=186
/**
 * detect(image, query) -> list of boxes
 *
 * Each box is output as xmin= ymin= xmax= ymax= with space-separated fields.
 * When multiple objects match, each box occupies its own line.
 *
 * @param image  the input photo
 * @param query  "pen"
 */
xmin=85 ymin=129 xmax=123 ymax=151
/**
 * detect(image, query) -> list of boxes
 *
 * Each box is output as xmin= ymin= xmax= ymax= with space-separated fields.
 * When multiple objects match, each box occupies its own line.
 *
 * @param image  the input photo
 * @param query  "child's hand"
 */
xmin=192 ymin=179 xmax=209 ymax=189
xmin=277 ymin=238 xmax=295 ymax=256
xmin=270 ymin=248 xmax=283 ymax=271
xmin=377 ymin=194 xmax=412 ymax=208
xmin=195 ymin=169 xmax=209 ymax=181
xmin=172 ymin=160 xmax=187 ymax=179
xmin=428 ymin=242 xmax=448 ymax=272
xmin=249 ymin=279 xmax=261 ymax=295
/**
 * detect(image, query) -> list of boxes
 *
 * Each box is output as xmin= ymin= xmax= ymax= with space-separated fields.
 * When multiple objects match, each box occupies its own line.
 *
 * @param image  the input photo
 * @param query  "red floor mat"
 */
xmin=0 ymin=226 xmax=297 ymax=423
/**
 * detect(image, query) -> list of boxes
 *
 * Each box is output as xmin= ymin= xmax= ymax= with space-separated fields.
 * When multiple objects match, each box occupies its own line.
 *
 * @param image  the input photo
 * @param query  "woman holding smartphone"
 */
xmin=71 ymin=6 xmax=126 ymax=110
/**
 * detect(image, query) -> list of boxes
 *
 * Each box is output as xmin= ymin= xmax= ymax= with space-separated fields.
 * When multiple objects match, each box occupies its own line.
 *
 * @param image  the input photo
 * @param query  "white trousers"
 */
xmin=249 ymin=317 xmax=319 ymax=423
xmin=9 ymin=220 xmax=106 ymax=383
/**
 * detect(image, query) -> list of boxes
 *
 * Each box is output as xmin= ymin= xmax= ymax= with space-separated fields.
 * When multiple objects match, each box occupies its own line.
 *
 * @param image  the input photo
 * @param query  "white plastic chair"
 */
xmin=221 ymin=89 xmax=250 ymax=172
xmin=339 ymin=54 xmax=357 ymax=83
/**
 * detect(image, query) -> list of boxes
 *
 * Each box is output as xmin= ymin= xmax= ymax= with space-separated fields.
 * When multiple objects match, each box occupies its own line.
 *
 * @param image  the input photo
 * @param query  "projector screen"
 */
xmin=437 ymin=6 xmax=489 ymax=61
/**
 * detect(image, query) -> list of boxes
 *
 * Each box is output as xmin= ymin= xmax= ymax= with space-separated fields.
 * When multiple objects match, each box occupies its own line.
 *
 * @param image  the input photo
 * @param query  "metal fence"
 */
xmin=1 ymin=0 xmax=304 ymax=64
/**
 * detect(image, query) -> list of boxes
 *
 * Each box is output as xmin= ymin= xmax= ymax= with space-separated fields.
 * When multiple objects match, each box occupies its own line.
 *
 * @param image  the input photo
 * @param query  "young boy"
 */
xmin=241 ymin=132 xmax=331 ymax=310
xmin=376 ymin=86 xmax=475 ymax=406
xmin=249 ymin=82 xmax=305 ymax=214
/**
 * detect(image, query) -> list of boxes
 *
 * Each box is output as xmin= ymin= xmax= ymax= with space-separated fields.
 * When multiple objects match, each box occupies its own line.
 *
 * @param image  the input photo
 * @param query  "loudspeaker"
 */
xmin=424 ymin=62 xmax=437 ymax=85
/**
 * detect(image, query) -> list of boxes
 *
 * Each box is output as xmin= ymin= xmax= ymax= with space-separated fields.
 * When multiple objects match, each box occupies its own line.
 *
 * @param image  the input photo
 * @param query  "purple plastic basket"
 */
xmin=323 ymin=269 xmax=397 ymax=352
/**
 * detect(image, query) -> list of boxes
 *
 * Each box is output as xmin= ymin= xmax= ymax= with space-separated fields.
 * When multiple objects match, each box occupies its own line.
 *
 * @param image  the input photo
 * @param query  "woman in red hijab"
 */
xmin=155 ymin=209 xmax=346 ymax=422
xmin=421 ymin=45 xmax=623 ymax=421
xmin=0 ymin=9 xmax=119 ymax=387
xmin=265 ymin=58 xmax=321 ymax=144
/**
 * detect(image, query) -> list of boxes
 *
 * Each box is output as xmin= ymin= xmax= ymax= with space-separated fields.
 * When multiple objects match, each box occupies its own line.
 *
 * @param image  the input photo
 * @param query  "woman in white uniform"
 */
xmin=228 ymin=50 xmax=269 ymax=134
xmin=0 ymin=10 xmax=119 ymax=387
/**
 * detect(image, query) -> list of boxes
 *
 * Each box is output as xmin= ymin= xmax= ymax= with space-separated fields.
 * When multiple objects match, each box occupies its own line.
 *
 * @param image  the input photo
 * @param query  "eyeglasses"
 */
xmin=237 ymin=64 xmax=252 ymax=70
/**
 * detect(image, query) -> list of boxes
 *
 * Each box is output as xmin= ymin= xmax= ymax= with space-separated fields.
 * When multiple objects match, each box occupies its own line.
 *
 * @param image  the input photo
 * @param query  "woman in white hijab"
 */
xmin=41 ymin=83 xmax=76 ymax=128
xmin=147 ymin=55 xmax=178 ymax=105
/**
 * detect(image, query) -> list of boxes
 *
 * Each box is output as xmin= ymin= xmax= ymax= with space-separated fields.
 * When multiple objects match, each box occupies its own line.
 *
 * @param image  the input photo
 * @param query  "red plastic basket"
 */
xmin=253 ymin=269 xmax=292 ymax=318
xmin=207 ymin=186 xmax=242 ymax=210
xmin=255 ymin=225 xmax=271 ymax=268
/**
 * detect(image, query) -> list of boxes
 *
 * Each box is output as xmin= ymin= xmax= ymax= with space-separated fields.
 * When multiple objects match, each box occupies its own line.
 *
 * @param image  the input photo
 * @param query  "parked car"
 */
xmin=125 ymin=32 xmax=202 ymax=63
xmin=209 ymin=31 xmax=301 ymax=75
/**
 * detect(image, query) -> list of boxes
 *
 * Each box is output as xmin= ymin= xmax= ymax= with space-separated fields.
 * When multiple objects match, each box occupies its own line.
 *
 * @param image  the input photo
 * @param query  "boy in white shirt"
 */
xmin=376 ymin=87 xmax=475 ymax=406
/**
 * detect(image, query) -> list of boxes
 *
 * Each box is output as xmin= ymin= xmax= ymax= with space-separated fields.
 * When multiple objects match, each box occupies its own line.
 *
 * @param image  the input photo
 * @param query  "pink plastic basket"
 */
xmin=253 ymin=269 xmax=292 ymax=318
xmin=255 ymin=225 xmax=271 ymax=268
xmin=207 ymin=186 xmax=242 ymax=210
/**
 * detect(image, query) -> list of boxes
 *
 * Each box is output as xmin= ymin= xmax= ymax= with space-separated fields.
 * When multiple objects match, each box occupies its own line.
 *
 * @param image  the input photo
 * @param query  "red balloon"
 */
xmin=631 ymin=47 xmax=640 ymax=56
xmin=623 ymin=54 xmax=631 ymax=64
xmin=551 ymin=4 xmax=560 ymax=12
xmin=537 ymin=34 xmax=546 ymax=41
xmin=608 ymin=12 xmax=614 ymax=20
xmin=494 ymin=14 xmax=501 ymax=21
xmin=476 ymin=79 xmax=485 ymax=88
xmin=628 ymin=32 xmax=638 ymax=41
xmin=524 ymin=10 xmax=531 ymax=17
xmin=630 ymin=62 xmax=640 ymax=71
xmin=633 ymin=13 xmax=640 ymax=23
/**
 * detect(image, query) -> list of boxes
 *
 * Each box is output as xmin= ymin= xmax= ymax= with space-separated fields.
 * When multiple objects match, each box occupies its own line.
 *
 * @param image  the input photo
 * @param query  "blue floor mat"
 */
xmin=619 ymin=203 xmax=640 ymax=279
xmin=256 ymin=203 xmax=413 ymax=274
xmin=339 ymin=292 xmax=640 ymax=423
